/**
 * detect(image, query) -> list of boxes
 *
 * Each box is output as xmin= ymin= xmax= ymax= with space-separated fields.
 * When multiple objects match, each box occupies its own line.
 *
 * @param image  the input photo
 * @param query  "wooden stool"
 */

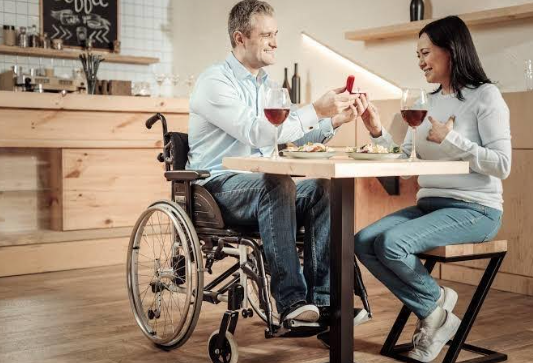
xmin=380 ymin=240 xmax=508 ymax=363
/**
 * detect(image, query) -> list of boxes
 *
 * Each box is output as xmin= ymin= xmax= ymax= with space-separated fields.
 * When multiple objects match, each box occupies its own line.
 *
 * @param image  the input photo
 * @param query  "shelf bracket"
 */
xmin=376 ymin=176 xmax=400 ymax=196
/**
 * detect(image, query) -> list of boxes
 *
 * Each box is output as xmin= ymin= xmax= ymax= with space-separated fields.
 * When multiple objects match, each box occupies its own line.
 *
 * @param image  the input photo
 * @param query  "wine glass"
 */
xmin=152 ymin=65 xmax=167 ymax=97
xmin=264 ymin=87 xmax=291 ymax=159
xmin=400 ymin=88 xmax=428 ymax=161
xmin=154 ymin=73 xmax=167 ymax=97
xmin=170 ymin=74 xmax=180 ymax=97
xmin=185 ymin=74 xmax=195 ymax=96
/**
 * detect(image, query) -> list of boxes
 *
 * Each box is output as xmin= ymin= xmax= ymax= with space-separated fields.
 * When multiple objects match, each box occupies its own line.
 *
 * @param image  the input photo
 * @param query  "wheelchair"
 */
xmin=126 ymin=113 xmax=371 ymax=363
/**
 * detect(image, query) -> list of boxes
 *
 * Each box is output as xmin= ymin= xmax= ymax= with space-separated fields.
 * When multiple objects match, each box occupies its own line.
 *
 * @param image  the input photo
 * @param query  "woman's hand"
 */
xmin=354 ymin=94 xmax=382 ymax=138
xmin=332 ymin=104 xmax=359 ymax=128
xmin=427 ymin=116 xmax=455 ymax=144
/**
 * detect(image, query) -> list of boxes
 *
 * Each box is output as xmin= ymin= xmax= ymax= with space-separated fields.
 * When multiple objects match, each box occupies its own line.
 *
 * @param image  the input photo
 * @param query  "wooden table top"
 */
xmin=222 ymin=155 xmax=470 ymax=178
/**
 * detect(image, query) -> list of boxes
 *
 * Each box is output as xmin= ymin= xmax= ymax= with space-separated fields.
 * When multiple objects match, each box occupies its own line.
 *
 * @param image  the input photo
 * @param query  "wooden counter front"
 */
xmin=0 ymin=92 xmax=187 ymax=240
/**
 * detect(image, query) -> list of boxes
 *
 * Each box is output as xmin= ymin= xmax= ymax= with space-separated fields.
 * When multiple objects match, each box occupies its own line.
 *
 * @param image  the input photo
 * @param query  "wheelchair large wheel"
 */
xmin=246 ymin=253 xmax=279 ymax=325
xmin=127 ymin=200 xmax=204 ymax=348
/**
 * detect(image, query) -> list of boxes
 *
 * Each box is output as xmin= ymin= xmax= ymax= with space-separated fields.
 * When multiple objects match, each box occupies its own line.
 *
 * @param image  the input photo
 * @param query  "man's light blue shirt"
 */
xmin=186 ymin=52 xmax=336 ymax=184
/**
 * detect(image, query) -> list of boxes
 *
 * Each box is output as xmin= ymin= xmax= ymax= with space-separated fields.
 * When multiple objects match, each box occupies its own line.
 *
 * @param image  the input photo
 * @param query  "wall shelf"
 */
xmin=345 ymin=3 xmax=533 ymax=42
xmin=0 ymin=45 xmax=159 ymax=65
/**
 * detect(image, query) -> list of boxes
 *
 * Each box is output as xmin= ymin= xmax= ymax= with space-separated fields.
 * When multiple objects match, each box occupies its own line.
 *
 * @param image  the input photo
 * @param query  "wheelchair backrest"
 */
xmin=168 ymin=131 xmax=226 ymax=230
xmin=168 ymin=132 xmax=189 ymax=171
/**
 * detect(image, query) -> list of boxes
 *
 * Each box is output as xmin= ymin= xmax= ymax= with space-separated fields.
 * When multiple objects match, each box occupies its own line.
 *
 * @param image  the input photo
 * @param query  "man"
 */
xmin=187 ymin=0 xmax=359 ymax=324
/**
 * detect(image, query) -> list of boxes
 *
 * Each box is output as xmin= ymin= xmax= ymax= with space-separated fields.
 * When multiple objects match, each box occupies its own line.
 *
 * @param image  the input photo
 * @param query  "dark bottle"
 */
xmin=291 ymin=63 xmax=300 ymax=104
xmin=282 ymin=67 xmax=291 ymax=100
xmin=410 ymin=0 xmax=425 ymax=21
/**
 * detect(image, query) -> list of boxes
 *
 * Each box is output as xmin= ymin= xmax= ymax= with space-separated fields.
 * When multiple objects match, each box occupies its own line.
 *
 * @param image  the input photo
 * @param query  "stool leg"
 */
xmin=443 ymin=254 xmax=506 ymax=363
xmin=381 ymin=258 xmax=438 ymax=357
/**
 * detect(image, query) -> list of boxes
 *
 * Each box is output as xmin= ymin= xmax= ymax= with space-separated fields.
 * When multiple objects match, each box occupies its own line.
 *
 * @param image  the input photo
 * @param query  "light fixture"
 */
xmin=301 ymin=32 xmax=402 ymax=97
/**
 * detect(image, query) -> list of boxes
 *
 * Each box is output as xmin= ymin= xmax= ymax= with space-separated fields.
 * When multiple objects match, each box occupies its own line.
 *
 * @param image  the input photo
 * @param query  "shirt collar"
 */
xmin=226 ymin=52 xmax=269 ymax=83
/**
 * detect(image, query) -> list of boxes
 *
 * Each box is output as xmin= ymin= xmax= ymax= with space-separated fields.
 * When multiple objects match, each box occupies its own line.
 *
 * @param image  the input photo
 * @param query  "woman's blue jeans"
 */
xmin=354 ymin=197 xmax=502 ymax=319
xmin=204 ymin=172 xmax=330 ymax=313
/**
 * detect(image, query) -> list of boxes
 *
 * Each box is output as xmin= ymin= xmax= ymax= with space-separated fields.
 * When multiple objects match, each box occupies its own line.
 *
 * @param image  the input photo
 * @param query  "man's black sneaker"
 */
xmin=280 ymin=301 xmax=320 ymax=323
xmin=317 ymin=308 xmax=370 ymax=349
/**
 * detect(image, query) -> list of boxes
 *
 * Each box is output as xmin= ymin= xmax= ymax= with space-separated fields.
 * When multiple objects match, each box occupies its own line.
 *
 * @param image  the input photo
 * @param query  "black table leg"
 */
xmin=329 ymin=178 xmax=356 ymax=363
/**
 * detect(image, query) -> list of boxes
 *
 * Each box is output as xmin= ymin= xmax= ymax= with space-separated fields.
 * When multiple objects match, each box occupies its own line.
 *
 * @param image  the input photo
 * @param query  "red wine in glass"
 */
xmin=264 ymin=108 xmax=290 ymax=126
xmin=401 ymin=88 xmax=428 ymax=161
xmin=401 ymin=109 xmax=427 ymax=127
xmin=264 ymin=87 xmax=291 ymax=159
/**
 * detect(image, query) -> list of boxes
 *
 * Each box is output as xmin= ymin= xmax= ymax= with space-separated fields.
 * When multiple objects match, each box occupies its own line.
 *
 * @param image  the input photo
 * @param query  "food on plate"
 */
xmin=286 ymin=142 xmax=333 ymax=153
xmin=345 ymin=144 xmax=401 ymax=154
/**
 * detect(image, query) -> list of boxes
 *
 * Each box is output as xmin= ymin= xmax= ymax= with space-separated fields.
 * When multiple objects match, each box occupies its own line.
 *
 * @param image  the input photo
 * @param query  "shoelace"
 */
xmin=412 ymin=326 xmax=432 ymax=348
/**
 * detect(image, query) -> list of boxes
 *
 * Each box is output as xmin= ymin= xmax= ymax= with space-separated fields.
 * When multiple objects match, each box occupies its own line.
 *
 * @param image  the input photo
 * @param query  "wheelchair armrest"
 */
xmin=165 ymin=170 xmax=211 ymax=181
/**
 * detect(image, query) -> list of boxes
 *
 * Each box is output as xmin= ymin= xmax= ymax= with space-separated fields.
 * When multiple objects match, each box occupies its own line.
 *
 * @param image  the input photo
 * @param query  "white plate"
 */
xmin=281 ymin=151 xmax=337 ymax=159
xmin=347 ymin=152 xmax=404 ymax=160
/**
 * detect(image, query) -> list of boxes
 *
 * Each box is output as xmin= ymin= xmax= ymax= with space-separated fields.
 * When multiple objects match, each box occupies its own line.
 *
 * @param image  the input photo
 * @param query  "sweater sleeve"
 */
xmin=439 ymin=85 xmax=512 ymax=180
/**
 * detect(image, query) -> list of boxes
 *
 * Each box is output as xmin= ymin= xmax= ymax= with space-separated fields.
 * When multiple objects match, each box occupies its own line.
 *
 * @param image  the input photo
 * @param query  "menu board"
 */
xmin=41 ymin=0 xmax=119 ymax=51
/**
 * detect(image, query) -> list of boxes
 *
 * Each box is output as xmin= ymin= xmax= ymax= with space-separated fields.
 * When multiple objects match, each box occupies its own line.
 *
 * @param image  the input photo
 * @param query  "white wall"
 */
xmin=0 ymin=0 xmax=176 ymax=95
xmin=171 ymin=0 xmax=533 ymax=101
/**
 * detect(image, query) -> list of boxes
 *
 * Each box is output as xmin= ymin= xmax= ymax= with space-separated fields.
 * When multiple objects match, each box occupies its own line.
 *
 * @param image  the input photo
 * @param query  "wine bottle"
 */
xmin=291 ymin=63 xmax=301 ymax=104
xmin=282 ymin=67 xmax=292 ymax=100
xmin=410 ymin=0 xmax=425 ymax=21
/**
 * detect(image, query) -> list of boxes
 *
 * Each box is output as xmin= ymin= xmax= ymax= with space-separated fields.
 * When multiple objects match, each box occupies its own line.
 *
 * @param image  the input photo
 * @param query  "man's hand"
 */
xmin=332 ymin=104 xmax=358 ymax=128
xmin=427 ymin=116 xmax=455 ymax=144
xmin=354 ymin=94 xmax=382 ymax=138
xmin=313 ymin=87 xmax=359 ymax=119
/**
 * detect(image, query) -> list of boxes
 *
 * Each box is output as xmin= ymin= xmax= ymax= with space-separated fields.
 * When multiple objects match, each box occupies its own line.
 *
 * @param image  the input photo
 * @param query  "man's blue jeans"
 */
xmin=354 ymin=197 xmax=502 ymax=319
xmin=204 ymin=172 xmax=330 ymax=313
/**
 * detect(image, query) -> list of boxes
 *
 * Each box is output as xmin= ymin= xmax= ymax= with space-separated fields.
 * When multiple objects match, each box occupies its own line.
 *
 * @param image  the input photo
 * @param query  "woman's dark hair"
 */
xmin=419 ymin=16 xmax=491 ymax=101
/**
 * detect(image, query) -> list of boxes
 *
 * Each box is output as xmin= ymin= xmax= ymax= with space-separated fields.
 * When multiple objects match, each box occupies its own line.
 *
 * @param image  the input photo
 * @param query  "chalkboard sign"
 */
xmin=40 ymin=0 xmax=119 ymax=51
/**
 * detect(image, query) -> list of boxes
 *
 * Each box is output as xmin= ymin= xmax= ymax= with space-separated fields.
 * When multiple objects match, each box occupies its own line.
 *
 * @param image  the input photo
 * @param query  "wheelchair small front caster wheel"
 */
xmin=241 ymin=308 xmax=253 ymax=318
xmin=208 ymin=331 xmax=238 ymax=363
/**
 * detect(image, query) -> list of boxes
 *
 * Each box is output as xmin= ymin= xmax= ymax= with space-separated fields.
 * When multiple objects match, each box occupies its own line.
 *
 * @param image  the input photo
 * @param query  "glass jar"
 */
xmin=3 ymin=25 xmax=17 ymax=46
xmin=41 ymin=33 xmax=51 ymax=49
xmin=18 ymin=27 xmax=29 ymax=48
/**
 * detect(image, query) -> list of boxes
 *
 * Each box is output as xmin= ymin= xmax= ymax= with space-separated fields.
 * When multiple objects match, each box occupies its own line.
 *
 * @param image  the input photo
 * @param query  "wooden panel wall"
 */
xmin=0 ymin=237 xmax=130 ymax=277
xmin=438 ymin=92 xmax=533 ymax=295
xmin=0 ymin=148 xmax=60 ymax=232
xmin=62 ymin=149 xmax=169 ymax=230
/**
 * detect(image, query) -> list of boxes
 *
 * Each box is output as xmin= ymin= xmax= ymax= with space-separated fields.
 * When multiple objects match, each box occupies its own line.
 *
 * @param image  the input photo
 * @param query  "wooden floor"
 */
xmin=1 ymin=261 xmax=533 ymax=363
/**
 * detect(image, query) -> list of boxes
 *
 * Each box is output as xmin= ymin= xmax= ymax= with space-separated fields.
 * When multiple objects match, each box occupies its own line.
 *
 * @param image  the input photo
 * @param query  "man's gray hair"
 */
xmin=228 ymin=0 xmax=274 ymax=48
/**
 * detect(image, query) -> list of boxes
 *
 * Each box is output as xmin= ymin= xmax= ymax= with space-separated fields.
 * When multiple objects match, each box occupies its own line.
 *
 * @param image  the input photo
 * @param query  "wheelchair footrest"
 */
xmin=271 ymin=320 xmax=326 ymax=338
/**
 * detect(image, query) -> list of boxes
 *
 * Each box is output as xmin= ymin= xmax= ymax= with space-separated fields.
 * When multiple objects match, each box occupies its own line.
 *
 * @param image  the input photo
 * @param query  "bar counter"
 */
xmin=1 ymin=90 xmax=532 ymax=301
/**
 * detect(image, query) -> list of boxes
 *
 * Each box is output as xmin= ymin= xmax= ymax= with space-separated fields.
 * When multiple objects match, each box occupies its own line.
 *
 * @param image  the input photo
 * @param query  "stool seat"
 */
xmin=421 ymin=240 xmax=507 ymax=259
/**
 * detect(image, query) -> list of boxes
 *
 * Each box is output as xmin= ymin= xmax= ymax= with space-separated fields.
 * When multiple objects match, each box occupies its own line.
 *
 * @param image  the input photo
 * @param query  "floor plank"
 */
xmin=0 ymin=261 xmax=532 ymax=363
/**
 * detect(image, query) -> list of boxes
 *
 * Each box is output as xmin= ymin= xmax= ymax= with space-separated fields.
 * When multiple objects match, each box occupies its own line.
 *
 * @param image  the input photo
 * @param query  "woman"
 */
xmin=353 ymin=16 xmax=511 ymax=362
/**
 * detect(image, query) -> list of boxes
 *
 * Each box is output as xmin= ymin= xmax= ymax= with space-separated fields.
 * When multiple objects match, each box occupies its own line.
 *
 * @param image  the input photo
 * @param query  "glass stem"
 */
xmin=410 ymin=126 xmax=417 ymax=160
xmin=273 ymin=126 xmax=279 ymax=158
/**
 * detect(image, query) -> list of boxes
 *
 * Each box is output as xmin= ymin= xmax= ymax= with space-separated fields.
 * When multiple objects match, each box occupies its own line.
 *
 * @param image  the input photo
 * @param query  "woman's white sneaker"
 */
xmin=438 ymin=286 xmax=458 ymax=312
xmin=407 ymin=310 xmax=461 ymax=362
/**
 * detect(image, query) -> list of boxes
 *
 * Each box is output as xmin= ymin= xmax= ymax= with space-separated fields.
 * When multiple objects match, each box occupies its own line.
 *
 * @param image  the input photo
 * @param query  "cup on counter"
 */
xmin=526 ymin=60 xmax=533 ymax=91
xmin=12 ymin=65 xmax=23 ymax=76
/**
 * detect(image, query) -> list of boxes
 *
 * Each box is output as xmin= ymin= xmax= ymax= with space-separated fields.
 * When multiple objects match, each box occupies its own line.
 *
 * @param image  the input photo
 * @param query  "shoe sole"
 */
xmin=354 ymin=309 xmax=370 ymax=326
xmin=285 ymin=306 xmax=320 ymax=322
